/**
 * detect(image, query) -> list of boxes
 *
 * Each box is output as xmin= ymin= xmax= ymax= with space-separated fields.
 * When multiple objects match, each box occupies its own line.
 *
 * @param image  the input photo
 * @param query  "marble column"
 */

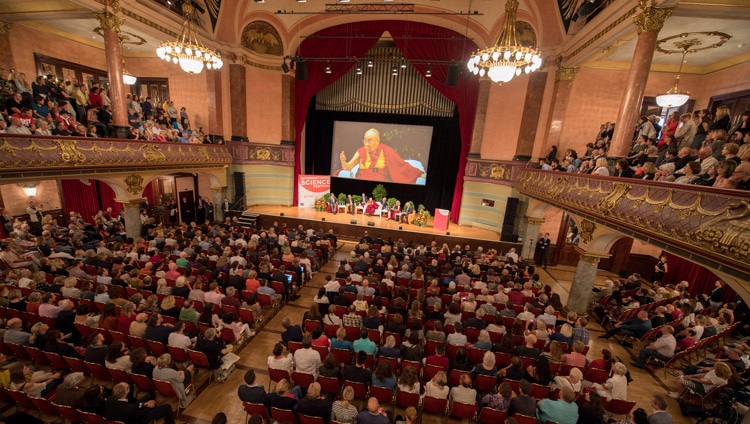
xmin=514 ymin=71 xmax=548 ymax=161
xmin=519 ymin=216 xmax=544 ymax=261
xmin=281 ymin=74 xmax=295 ymax=143
xmin=94 ymin=2 xmax=129 ymax=138
xmin=0 ymin=22 xmax=15 ymax=70
xmin=121 ymin=200 xmax=143 ymax=240
xmin=229 ymin=64 xmax=247 ymax=140
xmin=469 ymin=78 xmax=492 ymax=157
xmin=540 ymin=66 xmax=577 ymax=157
xmin=609 ymin=2 xmax=673 ymax=157
xmin=566 ymin=248 xmax=609 ymax=314
xmin=211 ymin=186 xmax=228 ymax=221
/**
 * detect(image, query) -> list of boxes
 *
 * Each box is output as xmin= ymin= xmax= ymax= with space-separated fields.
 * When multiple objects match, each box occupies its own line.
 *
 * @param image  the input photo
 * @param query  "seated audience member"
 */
xmin=371 ymin=360 xmax=397 ymax=389
xmin=508 ymin=379 xmax=537 ymax=417
xmin=648 ymin=395 xmax=672 ymax=424
xmin=294 ymin=334 xmax=322 ymax=377
xmin=332 ymin=386 xmax=359 ymax=424
xmin=448 ymin=373 xmax=477 ymax=404
xmin=54 ymin=372 xmax=88 ymax=408
xmin=104 ymin=382 xmax=175 ymax=424
xmin=592 ymin=362 xmax=629 ymax=401
xmin=630 ymin=326 xmax=676 ymax=369
xmin=482 ymin=381 xmax=513 ymax=410
xmin=343 ymin=351 xmax=371 ymax=385
xmin=281 ymin=317 xmax=303 ymax=345
xmin=357 ymin=398 xmax=389 ymax=424
xmin=537 ymin=386 xmax=579 ymax=424
xmin=423 ymin=371 xmax=449 ymax=399
xmin=296 ymin=382 xmax=332 ymax=423
xmin=319 ymin=354 xmax=342 ymax=379
xmin=153 ymin=353 xmax=195 ymax=404
xmin=267 ymin=342 xmax=294 ymax=374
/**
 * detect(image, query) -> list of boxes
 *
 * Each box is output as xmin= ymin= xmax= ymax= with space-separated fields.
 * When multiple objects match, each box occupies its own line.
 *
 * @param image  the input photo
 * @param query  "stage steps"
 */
xmin=237 ymin=212 xmax=259 ymax=229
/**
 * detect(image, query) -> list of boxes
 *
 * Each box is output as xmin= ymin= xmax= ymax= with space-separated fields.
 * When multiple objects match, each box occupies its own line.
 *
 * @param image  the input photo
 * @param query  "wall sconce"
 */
xmin=19 ymin=183 xmax=38 ymax=197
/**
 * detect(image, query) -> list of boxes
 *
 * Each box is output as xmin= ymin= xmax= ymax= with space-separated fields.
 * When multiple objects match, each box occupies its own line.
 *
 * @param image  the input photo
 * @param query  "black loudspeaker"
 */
xmin=367 ymin=221 xmax=375 ymax=227
xmin=296 ymin=61 xmax=307 ymax=81
xmin=398 ymin=226 xmax=403 ymax=230
xmin=321 ymin=217 xmax=325 ymax=222
xmin=501 ymin=197 xmax=520 ymax=239
xmin=446 ymin=232 xmax=450 ymax=236
xmin=280 ymin=213 xmax=284 ymax=217
xmin=233 ymin=172 xmax=245 ymax=203
xmin=446 ymin=63 xmax=459 ymax=86
xmin=350 ymin=220 xmax=357 ymax=224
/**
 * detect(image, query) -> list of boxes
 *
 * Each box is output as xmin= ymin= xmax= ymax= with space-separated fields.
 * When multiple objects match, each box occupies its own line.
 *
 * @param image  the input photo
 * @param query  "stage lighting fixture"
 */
xmin=398 ymin=226 xmax=403 ymax=230
xmin=325 ymin=63 xmax=332 ymax=74
xmin=367 ymin=59 xmax=373 ymax=68
xmin=280 ymin=213 xmax=285 ymax=217
xmin=367 ymin=221 xmax=375 ymax=227
xmin=350 ymin=220 xmax=357 ymax=224
xmin=254 ymin=0 xmax=265 ymax=3
xmin=322 ymin=217 xmax=326 ymax=221
xmin=296 ymin=0 xmax=306 ymax=2
xmin=446 ymin=232 xmax=450 ymax=236
xmin=400 ymin=59 xmax=407 ymax=69
xmin=425 ymin=64 xmax=432 ymax=77
xmin=391 ymin=65 xmax=398 ymax=76
xmin=281 ymin=60 xmax=290 ymax=73
xmin=356 ymin=62 xmax=362 ymax=75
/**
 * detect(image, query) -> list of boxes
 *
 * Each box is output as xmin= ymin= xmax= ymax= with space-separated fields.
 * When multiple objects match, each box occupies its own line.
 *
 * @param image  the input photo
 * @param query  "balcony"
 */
xmin=516 ymin=169 xmax=750 ymax=280
xmin=0 ymin=134 xmax=232 ymax=180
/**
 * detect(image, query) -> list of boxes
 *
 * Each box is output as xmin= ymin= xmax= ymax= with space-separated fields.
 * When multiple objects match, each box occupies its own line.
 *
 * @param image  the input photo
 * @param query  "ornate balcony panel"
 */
xmin=517 ymin=169 xmax=750 ymax=280
xmin=464 ymin=158 xmax=527 ymax=186
xmin=0 ymin=135 xmax=231 ymax=180
xmin=229 ymin=141 xmax=295 ymax=167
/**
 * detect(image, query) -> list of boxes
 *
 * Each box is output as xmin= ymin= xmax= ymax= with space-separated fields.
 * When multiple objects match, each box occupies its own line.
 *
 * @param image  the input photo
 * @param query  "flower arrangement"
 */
xmin=413 ymin=204 xmax=431 ymax=227
xmin=315 ymin=194 xmax=329 ymax=211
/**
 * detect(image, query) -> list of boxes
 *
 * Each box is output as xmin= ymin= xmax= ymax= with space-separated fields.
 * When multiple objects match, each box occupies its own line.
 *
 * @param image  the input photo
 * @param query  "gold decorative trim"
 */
xmin=125 ymin=174 xmax=143 ymax=195
xmin=566 ymin=6 xmax=638 ymax=61
xmin=525 ymin=216 xmax=545 ymax=225
xmin=317 ymin=98 xmax=454 ymax=116
xmin=579 ymin=219 xmax=596 ymax=244
xmin=122 ymin=199 xmax=143 ymax=208
xmin=633 ymin=0 xmax=674 ymax=34
xmin=93 ymin=28 xmax=147 ymax=45
xmin=211 ymin=186 xmax=228 ymax=193
xmin=93 ymin=0 xmax=177 ymax=38
xmin=692 ymin=201 xmax=750 ymax=261
xmin=93 ymin=11 xmax=124 ymax=32
xmin=53 ymin=139 xmax=86 ymax=165
xmin=0 ymin=21 xmax=12 ymax=36
xmin=555 ymin=66 xmax=578 ymax=82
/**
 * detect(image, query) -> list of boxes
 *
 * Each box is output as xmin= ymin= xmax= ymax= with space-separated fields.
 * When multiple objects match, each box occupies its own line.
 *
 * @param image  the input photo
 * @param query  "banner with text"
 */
xmin=298 ymin=175 xmax=331 ymax=207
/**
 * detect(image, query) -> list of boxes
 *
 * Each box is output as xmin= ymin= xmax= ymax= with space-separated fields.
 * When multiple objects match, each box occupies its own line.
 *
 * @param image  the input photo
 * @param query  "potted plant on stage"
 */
xmin=338 ymin=193 xmax=347 ymax=205
xmin=372 ymin=184 xmax=387 ymax=202
xmin=413 ymin=204 xmax=431 ymax=227
xmin=315 ymin=194 xmax=329 ymax=212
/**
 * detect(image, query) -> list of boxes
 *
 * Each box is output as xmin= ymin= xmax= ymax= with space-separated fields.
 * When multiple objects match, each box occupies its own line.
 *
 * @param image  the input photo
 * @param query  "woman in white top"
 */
xmin=593 ymin=362 xmax=629 ymax=401
xmin=461 ymin=294 xmax=477 ymax=313
xmin=105 ymin=342 xmax=133 ymax=371
xmin=267 ymin=342 xmax=294 ymax=374
xmin=397 ymin=365 xmax=421 ymax=394
xmin=551 ymin=367 xmax=582 ymax=394
xmin=593 ymin=157 xmax=610 ymax=176
xmin=674 ymin=362 xmax=731 ymax=397
xmin=423 ymin=371 xmax=449 ymax=399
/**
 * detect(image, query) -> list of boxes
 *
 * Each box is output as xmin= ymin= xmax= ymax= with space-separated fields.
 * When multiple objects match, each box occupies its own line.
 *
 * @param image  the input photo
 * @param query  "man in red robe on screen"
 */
xmin=339 ymin=128 xmax=425 ymax=183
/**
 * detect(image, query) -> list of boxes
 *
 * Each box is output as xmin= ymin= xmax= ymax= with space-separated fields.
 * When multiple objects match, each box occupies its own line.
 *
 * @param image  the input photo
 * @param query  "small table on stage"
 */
xmin=433 ymin=208 xmax=449 ymax=231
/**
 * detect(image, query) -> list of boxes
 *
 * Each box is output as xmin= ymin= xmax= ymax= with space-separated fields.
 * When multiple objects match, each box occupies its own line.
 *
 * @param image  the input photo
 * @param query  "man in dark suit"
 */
xmin=536 ymin=232 xmax=551 ymax=268
xmin=104 ymin=382 xmax=175 ymax=424
xmin=222 ymin=197 xmax=231 ymax=220
xmin=238 ymin=369 xmax=270 ymax=407
xmin=400 ymin=201 xmax=413 ymax=224
xmin=180 ymin=196 xmax=194 ymax=224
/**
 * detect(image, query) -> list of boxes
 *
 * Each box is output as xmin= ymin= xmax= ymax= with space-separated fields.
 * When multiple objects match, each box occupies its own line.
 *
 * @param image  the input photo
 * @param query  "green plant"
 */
xmin=414 ymin=206 xmax=431 ymax=226
xmin=352 ymin=195 xmax=362 ymax=204
xmin=417 ymin=204 xmax=426 ymax=212
xmin=315 ymin=193 xmax=329 ymax=211
xmin=337 ymin=193 xmax=347 ymax=204
xmin=372 ymin=184 xmax=387 ymax=201
xmin=387 ymin=197 xmax=398 ymax=208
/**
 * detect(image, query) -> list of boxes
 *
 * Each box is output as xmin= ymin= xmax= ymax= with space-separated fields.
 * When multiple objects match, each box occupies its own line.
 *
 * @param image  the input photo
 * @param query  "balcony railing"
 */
xmin=0 ymin=134 xmax=231 ymax=178
xmin=516 ymin=169 xmax=750 ymax=279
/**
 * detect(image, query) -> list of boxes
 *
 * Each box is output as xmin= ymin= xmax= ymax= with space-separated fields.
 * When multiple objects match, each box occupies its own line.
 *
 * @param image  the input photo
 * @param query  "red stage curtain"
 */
xmin=662 ymin=252 xmax=735 ymax=302
xmin=61 ymin=180 xmax=100 ymax=223
xmin=142 ymin=181 xmax=155 ymax=206
xmin=293 ymin=21 xmax=479 ymax=222
xmin=97 ymin=181 xmax=122 ymax=217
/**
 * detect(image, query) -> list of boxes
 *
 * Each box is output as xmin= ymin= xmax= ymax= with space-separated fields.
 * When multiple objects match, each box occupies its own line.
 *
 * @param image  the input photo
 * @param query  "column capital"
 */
xmin=0 ymin=21 xmax=12 ymax=36
xmin=524 ymin=216 xmax=545 ymax=226
xmin=120 ymin=199 xmax=143 ymax=209
xmin=211 ymin=186 xmax=228 ymax=194
xmin=94 ymin=10 xmax=124 ymax=32
xmin=124 ymin=174 xmax=144 ymax=195
xmin=633 ymin=0 xmax=673 ymax=35
xmin=555 ymin=66 xmax=578 ymax=82
xmin=574 ymin=246 xmax=610 ymax=263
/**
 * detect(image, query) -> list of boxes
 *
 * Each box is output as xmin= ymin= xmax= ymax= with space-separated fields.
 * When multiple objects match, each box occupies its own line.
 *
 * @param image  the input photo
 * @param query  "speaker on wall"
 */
xmin=367 ymin=221 xmax=375 ymax=227
xmin=296 ymin=61 xmax=307 ymax=81
xmin=233 ymin=172 xmax=245 ymax=203
xmin=350 ymin=220 xmax=357 ymax=224
xmin=446 ymin=63 xmax=459 ymax=86
xmin=501 ymin=197 xmax=520 ymax=239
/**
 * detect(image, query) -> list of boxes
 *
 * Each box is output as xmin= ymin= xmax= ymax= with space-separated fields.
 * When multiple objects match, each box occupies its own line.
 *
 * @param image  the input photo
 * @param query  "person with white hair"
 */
xmin=54 ymin=372 xmax=87 ymax=407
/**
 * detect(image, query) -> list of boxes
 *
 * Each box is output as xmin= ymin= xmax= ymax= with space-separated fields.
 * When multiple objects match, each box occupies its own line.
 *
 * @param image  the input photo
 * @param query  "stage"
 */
xmin=245 ymin=205 xmax=521 ymax=252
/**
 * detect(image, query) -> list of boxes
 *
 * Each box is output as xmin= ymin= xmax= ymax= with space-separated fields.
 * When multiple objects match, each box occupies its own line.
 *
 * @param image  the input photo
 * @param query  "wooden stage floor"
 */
xmin=245 ymin=205 xmax=501 ymax=242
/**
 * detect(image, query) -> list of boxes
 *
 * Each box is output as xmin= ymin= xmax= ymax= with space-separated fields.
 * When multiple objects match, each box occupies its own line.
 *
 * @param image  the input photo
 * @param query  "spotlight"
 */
xmin=254 ymin=0 xmax=265 ymax=3
xmin=391 ymin=65 xmax=398 ymax=76
xmin=367 ymin=59 xmax=373 ymax=68
xmin=356 ymin=62 xmax=362 ymax=75
xmin=281 ymin=60 xmax=290 ymax=73
xmin=400 ymin=59 xmax=407 ymax=69
xmin=425 ymin=64 xmax=432 ymax=77
xmin=325 ymin=63 xmax=332 ymax=74
xmin=296 ymin=0 xmax=306 ymax=2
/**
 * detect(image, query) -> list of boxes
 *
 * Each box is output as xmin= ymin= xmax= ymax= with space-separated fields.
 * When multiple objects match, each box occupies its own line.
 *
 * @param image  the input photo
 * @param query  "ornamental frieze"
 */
xmin=517 ymin=169 xmax=750 ymax=277
xmin=464 ymin=158 xmax=525 ymax=185
xmin=229 ymin=141 xmax=295 ymax=166
xmin=0 ymin=136 xmax=231 ymax=173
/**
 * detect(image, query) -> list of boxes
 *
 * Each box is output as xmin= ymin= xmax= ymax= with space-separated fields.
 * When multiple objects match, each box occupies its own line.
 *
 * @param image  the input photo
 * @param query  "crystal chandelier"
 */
xmin=155 ymin=2 xmax=223 ymax=74
xmin=467 ymin=0 xmax=542 ymax=84
xmin=655 ymin=42 xmax=693 ymax=107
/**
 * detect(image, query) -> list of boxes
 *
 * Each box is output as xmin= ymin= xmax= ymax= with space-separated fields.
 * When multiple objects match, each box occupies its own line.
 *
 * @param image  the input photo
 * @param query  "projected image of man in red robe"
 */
xmin=338 ymin=128 xmax=425 ymax=184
